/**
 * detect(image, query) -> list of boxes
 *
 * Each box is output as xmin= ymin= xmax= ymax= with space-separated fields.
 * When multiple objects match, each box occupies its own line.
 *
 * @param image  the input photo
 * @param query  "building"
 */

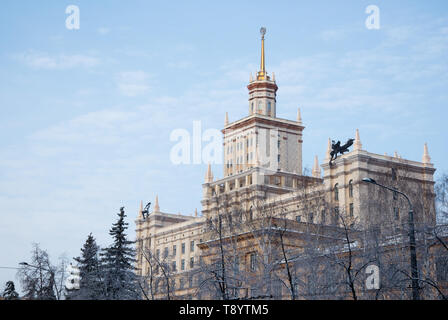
xmin=135 ymin=29 xmax=441 ymax=300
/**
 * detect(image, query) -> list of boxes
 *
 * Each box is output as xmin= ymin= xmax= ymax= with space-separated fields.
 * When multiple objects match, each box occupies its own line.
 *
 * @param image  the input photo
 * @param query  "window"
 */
xmin=234 ymin=256 xmax=239 ymax=272
xmin=250 ymin=288 xmax=258 ymax=298
xmin=278 ymin=140 xmax=280 ymax=148
xmin=349 ymin=203 xmax=354 ymax=217
xmin=349 ymin=180 xmax=353 ymax=198
xmin=164 ymin=247 xmax=168 ymax=258
xmin=296 ymin=215 xmax=302 ymax=223
xmin=308 ymin=212 xmax=314 ymax=223
xmin=394 ymin=207 xmax=399 ymax=220
xmin=249 ymin=253 xmax=256 ymax=272
xmin=333 ymin=207 xmax=340 ymax=224
xmin=436 ymin=257 xmax=448 ymax=281
xmin=182 ymin=243 xmax=185 ymax=254
xmin=278 ymin=154 xmax=281 ymax=163
xmin=272 ymin=280 xmax=282 ymax=299
xmin=173 ymin=245 xmax=176 ymax=256
xmin=179 ymin=278 xmax=185 ymax=289
xmin=392 ymin=168 xmax=397 ymax=181
xmin=156 ymin=249 xmax=160 ymax=259
xmin=268 ymin=101 xmax=272 ymax=115
xmin=172 ymin=261 xmax=177 ymax=272
xmin=334 ymin=183 xmax=340 ymax=200
xmin=231 ymin=288 xmax=239 ymax=299
xmin=321 ymin=210 xmax=326 ymax=224
xmin=190 ymin=257 xmax=194 ymax=269
xmin=181 ymin=259 xmax=185 ymax=271
xmin=393 ymin=191 xmax=398 ymax=200
xmin=251 ymin=103 xmax=254 ymax=114
xmin=190 ymin=240 xmax=195 ymax=252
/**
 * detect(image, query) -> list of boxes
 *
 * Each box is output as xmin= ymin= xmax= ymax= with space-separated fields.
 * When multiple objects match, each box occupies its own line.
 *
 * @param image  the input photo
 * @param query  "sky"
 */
xmin=0 ymin=0 xmax=447 ymax=293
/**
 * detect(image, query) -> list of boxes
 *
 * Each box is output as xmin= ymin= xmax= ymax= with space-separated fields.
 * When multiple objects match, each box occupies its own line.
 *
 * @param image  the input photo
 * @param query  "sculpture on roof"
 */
xmin=329 ymin=138 xmax=354 ymax=166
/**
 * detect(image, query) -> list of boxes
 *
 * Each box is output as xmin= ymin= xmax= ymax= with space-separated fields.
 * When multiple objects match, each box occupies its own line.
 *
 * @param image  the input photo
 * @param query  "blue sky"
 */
xmin=1 ymin=1 xmax=447 ymax=292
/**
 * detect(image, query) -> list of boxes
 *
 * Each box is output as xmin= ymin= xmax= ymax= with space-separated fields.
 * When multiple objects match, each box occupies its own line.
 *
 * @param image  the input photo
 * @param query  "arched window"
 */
xmin=334 ymin=183 xmax=339 ymax=201
xmin=251 ymin=103 xmax=254 ymax=114
xmin=349 ymin=180 xmax=353 ymax=198
xmin=267 ymin=101 xmax=271 ymax=115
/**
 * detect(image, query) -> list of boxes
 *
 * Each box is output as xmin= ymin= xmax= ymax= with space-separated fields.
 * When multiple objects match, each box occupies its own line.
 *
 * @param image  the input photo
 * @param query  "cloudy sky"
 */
xmin=1 ymin=0 xmax=447 ymax=292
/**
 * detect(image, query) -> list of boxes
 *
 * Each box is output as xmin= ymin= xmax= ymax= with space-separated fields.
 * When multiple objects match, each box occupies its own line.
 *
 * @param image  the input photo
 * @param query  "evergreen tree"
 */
xmin=2 ymin=281 xmax=19 ymax=300
xmin=70 ymin=233 xmax=103 ymax=300
xmin=101 ymin=207 xmax=139 ymax=300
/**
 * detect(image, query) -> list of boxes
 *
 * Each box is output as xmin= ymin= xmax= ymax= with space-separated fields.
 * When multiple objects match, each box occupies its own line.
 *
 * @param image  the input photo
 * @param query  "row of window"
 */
xmin=227 ymin=153 xmax=255 ymax=167
xmin=295 ymin=205 xmax=400 ymax=224
xmin=226 ymin=137 xmax=255 ymax=155
xmin=334 ymin=180 xmax=354 ymax=201
xmin=171 ymin=257 xmax=195 ymax=272
xmin=295 ymin=205 xmax=354 ymax=224
xmin=251 ymin=101 xmax=273 ymax=115
xmin=156 ymin=240 xmax=195 ymax=259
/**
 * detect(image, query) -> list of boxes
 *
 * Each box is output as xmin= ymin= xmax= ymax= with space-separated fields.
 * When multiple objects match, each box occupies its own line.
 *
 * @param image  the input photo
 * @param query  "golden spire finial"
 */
xmin=257 ymin=27 xmax=269 ymax=81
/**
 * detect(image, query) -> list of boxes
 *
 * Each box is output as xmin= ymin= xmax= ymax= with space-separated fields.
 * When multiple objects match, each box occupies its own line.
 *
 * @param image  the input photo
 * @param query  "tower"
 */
xmin=247 ymin=27 xmax=278 ymax=117
xmin=220 ymin=28 xmax=304 ymax=177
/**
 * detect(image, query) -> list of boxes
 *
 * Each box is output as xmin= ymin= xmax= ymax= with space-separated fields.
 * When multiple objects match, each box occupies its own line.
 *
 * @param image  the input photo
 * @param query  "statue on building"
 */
xmin=330 ymin=138 xmax=354 ymax=165
xmin=142 ymin=202 xmax=151 ymax=219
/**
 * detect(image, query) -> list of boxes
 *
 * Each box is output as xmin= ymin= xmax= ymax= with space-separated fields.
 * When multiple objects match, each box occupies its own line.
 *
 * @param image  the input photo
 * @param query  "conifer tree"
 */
xmin=70 ymin=233 xmax=103 ymax=300
xmin=2 ymin=281 xmax=19 ymax=300
xmin=101 ymin=207 xmax=138 ymax=300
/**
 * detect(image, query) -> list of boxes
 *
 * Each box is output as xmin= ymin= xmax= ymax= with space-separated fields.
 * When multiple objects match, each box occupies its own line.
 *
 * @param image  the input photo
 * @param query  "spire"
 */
xmin=154 ymin=195 xmax=160 ymax=212
xmin=225 ymin=112 xmax=229 ymax=126
xmin=325 ymin=138 xmax=332 ymax=161
xmin=205 ymin=163 xmax=213 ymax=183
xmin=394 ymin=151 xmax=399 ymax=158
xmin=138 ymin=200 xmax=144 ymax=219
xmin=272 ymin=72 xmax=276 ymax=82
xmin=297 ymin=107 xmax=302 ymax=124
xmin=194 ymin=208 xmax=198 ymax=217
xmin=257 ymin=27 xmax=268 ymax=81
xmin=354 ymin=129 xmax=362 ymax=151
xmin=249 ymin=73 xmax=253 ymax=82
xmin=312 ymin=155 xmax=321 ymax=178
xmin=422 ymin=143 xmax=431 ymax=164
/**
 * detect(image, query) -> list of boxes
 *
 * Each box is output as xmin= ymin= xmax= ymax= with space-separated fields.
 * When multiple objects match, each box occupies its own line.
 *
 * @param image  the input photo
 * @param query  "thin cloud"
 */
xmin=15 ymin=51 xmax=100 ymax=69
xmin=116 ymin=71 xmax=151 ymax=97
xmin=97 ymin=27 xmax=110 ymax=35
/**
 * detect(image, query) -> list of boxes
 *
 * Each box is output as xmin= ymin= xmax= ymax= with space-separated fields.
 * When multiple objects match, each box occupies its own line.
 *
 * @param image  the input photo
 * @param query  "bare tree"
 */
xmin=137 ymin=243 xmax=177 ymax=300
xmin=197 ymin=196 xmax=246 ymax=300
xmin=435 ymin=174 xmax=448 ymax=223
xmin=17 ymin=243 xmax=68 ymax=300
